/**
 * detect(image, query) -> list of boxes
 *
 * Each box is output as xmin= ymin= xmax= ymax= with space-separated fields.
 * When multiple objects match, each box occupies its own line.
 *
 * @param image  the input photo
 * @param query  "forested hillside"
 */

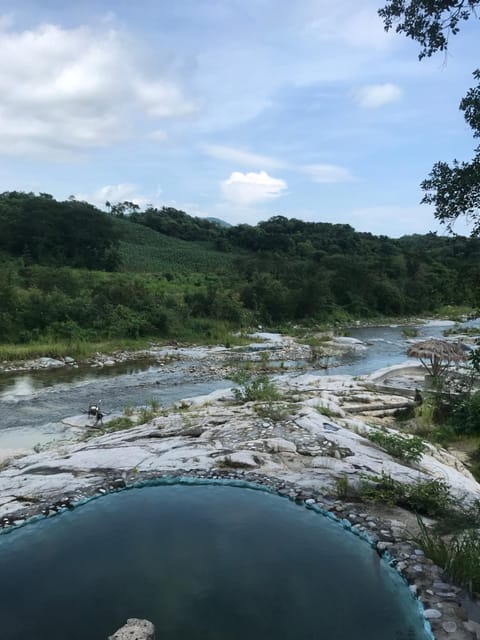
xmin=1 ymin=192 xmax=479 ymax=345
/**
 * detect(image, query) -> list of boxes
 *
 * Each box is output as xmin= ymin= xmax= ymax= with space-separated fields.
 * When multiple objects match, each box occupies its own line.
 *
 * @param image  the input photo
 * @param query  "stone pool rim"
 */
xmin=0 ymin=468 xmax=475 ymax=640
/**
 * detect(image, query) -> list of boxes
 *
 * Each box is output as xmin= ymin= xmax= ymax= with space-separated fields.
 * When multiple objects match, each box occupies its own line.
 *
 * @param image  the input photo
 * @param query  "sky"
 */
xmin=0 ymin=0 xmax=478 ymax=237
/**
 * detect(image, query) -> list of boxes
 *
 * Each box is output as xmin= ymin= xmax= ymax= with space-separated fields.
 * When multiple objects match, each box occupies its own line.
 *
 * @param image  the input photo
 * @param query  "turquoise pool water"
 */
xmin=0 ymin=483 xmax=429 ymax=640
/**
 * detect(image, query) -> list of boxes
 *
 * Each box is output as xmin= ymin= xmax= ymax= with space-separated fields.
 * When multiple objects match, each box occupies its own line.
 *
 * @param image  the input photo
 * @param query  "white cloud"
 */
xmin=221 ymin=170 xmax=287 ymax=205
xmin=202 ymin=144 xmax=285 ymax=169
xmin=0 ymin=19 xmax=196 ymax=157
xmin=302 ymin=164 xmax=356 ymax=183
xmin=77 ymin=183 xmax=162 ymax=209
xmin=204 ymin=144 xmax=355 ymax=185
xmin=354 ymin=83 xmax=403 ymax=109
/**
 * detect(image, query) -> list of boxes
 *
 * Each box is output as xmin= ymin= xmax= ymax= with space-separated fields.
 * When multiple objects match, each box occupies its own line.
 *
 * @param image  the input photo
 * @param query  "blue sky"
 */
xmin=0 ymin=0 xmax=478 ymax=236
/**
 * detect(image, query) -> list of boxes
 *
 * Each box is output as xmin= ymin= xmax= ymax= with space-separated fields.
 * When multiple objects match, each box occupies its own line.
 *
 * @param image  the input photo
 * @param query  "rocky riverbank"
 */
xmin=0 ymin=331 xmax=368 ymax=375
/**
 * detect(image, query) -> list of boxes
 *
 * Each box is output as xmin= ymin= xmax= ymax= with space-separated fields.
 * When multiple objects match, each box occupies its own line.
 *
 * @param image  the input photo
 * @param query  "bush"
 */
xmin=106 ymin=416 xmax=135 ymax=431
xmin=368 ymin=429 xmax=426 ymax=464
xmin=233 ymin=374 xmax=281 ymax=403
xmin=254 ymin=401 xmax=293 ymax=422
xmin=359 ymin=472 xmax=451 ymax=517
xmin=414 ymin=518 xmax=480 ymax=595
xmin=405 ymin=478 xmax=451 ymax=517
xmin=451 ymin=392 xmax=480 ymax=435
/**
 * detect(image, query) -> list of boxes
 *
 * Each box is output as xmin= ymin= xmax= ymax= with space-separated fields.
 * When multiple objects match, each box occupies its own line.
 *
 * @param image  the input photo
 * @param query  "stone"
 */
xmin=264 ymin=438 xmax=297 ymax=454
xmin=424 ymin=609 xmax=442 ymax=619
xmin=220 ymin=452 xmax=261 ymax=469
xmin=441 ymin=621 xmax=457 ymax=633
xmin=108 ymin=618 xmax=155 ymax=639
xmin=37 ymin=357 xmax=64 ymax=369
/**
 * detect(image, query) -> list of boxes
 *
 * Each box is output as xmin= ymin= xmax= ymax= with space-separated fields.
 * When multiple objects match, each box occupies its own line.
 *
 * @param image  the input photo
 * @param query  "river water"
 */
xmin=0 ymin=319 xmax=477 ymax=455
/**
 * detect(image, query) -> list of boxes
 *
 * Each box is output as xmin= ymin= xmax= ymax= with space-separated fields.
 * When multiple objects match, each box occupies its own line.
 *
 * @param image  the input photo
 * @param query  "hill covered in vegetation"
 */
xmin=1 ymin=191 xmax=479 ymax=347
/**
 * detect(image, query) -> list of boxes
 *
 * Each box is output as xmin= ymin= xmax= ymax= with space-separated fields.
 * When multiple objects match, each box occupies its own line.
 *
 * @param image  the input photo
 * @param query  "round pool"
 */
xmin=0 ymin=483 xmax=430 ymax=640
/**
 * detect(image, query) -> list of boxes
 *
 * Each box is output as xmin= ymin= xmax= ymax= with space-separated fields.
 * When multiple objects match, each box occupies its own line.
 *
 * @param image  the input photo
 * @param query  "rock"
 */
xmin=424 ymin=609 xmax=442 ymax=619
xmin=37 ymin=357 xmax=64 ymax=369
xmin=108 ymin=618 xmax=155 ymax=639
xmin=264 ymin=438 xmax=297 ymax=454
xmin=220 ymin=452 xmax=261 ymax=469
xmin=64 ymin=356 xmax=75 ymax=364
xmin=442 ymin=621 xmax=457 ymax=633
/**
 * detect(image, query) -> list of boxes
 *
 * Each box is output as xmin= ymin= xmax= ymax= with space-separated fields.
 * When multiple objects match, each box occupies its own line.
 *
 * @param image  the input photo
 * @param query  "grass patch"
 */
xmin=401 ymin=326 xmax=419 ymax=338
xmin=367 ymin=429 xmax=426 ymax=464
xmin=414 ymin=518 xmax=480 ymax=595
xmin=357 ymin=472 xmax=452 ymax=517
xmin=232 ymin=373 xmax=282 ymax=403
xmin=0 ymin=338 xmax=154 ymax=362
xmin=105 ymin=416 xmax=135 ymax=432
xmin=254 ymin=401 xmax=295 ymax=422
xmin=315 ymin=404 xmax=341 ymax=419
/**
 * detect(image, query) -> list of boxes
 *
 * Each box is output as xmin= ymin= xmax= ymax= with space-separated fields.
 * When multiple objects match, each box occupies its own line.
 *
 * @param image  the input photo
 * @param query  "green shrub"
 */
xmin=106 ymin=416 xmax=135 ymax=431
xmin=414 ymin=518 xmax=480 ymax=595
xmin=233 ymin=374 xmax=281 ymax=403
xmin=359 ymin=472 xmax=451 ymax=517
xmin=451 ymin=392 xmax=480 ymax=436
xmin=405 ymin=478 xmax=451 ymax=517
xmin=315 ymin=404 xmax=341 ymax=419
xmin=368 ymin=429 xmax=426 ymax=464
xmin=334 ymin=475 xmax=353 ymax=500
xmin=137 ymin=407 xmax=156 ymax=424
xmin=254 ymin=401 xmax=293 ymax=422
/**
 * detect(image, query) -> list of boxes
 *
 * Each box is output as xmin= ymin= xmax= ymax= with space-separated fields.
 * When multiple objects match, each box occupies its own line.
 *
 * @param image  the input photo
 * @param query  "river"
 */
xmin=0 ymin=319 xmax=477 ymax=456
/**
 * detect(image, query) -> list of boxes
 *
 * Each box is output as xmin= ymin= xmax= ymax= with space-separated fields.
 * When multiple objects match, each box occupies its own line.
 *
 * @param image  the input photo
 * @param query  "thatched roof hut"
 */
xmin=407 ymin=339 xmax=468 ymax=377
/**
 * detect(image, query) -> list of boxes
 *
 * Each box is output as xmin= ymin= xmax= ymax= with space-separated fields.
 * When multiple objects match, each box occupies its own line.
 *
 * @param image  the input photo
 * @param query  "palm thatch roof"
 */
xmin=407 ymin=339 xmax=467 ymax=377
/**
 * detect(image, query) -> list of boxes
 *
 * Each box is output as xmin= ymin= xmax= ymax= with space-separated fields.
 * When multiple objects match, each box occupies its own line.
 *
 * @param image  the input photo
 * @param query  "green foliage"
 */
xmin=106 ymin=416 xmax=135 ymax=431
xmin=233 ymin=374 xmax=281 ymax=403
xmin=378 ymin=1 xmax=479 ymax=60
xmin=315 ymin=404 xmax=341 ymax=419
xmin=0 ymin=192 xmax=120 ymax=269
xmin=401 ymin=326 xmax=418 ymax=338
xmin=148 ymin=399 xmax=161 ymax=412
xmin=2 ymin=191 xmax=480 ymax=348
xmin=414 ymin=518 xmax=480 ymax=595
xmin=334 ymin=475 xmax=353 ymax=500
xmin=368 ymin=429 xmax=426 ymax=463
xmin=451 ymin=392 xmax=480 ymax=436
xmin=123 ymin=402 xmax=134 ymax=417
xmin=137 ymin=407 xmax=156 ymax=424
xmin=379 ymin=3 xmax=480 ymax=234
xmin=468 ymin=447 xmax=480 ymax=482
xmin=254 ymin=401 xmax=293 ymax=422
xmin=359 ymin=472 xmax=451 ymax=517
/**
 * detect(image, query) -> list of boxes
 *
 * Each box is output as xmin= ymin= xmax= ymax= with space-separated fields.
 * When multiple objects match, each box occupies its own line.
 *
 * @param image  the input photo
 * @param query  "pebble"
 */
xmin=442 ymin=621 xmax=457 ymax=633
xmin=424 ymin=609 xmax=442 ymax=619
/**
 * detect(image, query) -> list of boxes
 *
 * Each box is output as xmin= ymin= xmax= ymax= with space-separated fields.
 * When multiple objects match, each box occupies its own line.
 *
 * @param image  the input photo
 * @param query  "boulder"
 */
xmin=108 ymin=618 xmax=155 ymax=640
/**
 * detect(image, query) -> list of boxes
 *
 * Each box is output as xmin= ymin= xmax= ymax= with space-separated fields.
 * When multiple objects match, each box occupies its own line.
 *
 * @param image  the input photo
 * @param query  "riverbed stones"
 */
xmin=108 ymin=618 xmax=155 ymax=640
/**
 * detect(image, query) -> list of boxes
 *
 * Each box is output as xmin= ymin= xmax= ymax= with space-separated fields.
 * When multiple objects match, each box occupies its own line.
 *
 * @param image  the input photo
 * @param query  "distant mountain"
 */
xmin=205 ymin=217 xmax=232 ymax=228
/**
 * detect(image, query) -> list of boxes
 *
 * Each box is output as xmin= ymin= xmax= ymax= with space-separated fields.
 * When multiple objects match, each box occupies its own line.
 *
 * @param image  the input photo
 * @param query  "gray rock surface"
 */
xmin=108 ymin=618 xmax=155 ymax=640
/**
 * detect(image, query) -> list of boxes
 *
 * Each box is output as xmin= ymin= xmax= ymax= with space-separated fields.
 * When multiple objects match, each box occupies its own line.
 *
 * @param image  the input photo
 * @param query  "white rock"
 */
xmin=424 ymin=609 xmax=442 ymax=619
xmin=264 ymin=438 xmax=297 ymax=454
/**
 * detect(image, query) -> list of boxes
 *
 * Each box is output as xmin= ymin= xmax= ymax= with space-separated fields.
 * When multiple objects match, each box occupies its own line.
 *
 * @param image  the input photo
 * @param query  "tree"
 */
xmin=379 ymin=1 xmax=480 ymax=233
